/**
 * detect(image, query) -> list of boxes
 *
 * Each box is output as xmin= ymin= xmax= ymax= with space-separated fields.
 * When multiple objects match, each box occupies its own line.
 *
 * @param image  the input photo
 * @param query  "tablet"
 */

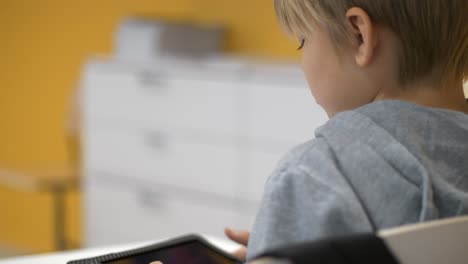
xmin=67 ymin=234 xmax=242 ymax=264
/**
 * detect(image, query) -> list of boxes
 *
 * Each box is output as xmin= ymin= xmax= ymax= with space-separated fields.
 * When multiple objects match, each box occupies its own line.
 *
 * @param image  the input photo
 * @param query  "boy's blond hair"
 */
xmin=275 ymin=0 xmax=468 ymax=86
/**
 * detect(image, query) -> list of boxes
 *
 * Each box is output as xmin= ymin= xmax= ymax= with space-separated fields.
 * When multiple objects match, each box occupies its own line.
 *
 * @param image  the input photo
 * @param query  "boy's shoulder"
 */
xmin=266 ymin=136 xmax=340 ymax=187
xmin=316 ymin=100 xmax=468 ymax=151
xmin=272 ymin=99 xmax=468 ymax=182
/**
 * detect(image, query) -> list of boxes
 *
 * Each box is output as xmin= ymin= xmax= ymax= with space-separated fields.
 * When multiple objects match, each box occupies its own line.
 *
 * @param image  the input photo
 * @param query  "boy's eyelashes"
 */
xmin=297 ymin=38 xmax=306 ymax=50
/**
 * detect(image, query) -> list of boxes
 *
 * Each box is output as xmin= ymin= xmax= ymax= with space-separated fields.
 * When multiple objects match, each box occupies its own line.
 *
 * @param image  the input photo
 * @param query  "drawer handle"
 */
xmin=138 ymin=189 xmax=165 ymax=209
xmin=139 ymin=71 xmax=169 ymax=92
xmin=144 ymin=131 xmax=168 ymax=151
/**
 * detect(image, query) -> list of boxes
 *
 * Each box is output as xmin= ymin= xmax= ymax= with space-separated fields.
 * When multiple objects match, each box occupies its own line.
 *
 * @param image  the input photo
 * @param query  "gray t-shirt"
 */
xmin=247 ymin=100 xmax=468 ymax=260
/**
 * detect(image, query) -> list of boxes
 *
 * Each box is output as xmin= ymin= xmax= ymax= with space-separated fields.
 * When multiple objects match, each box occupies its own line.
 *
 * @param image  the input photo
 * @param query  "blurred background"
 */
xmin=0 ymin=0 xmax=327 ymax=259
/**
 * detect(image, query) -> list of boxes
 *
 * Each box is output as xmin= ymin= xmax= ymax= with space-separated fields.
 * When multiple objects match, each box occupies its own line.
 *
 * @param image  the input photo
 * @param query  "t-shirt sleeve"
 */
xmin=246 ymin=139 xmax=374 ymax=260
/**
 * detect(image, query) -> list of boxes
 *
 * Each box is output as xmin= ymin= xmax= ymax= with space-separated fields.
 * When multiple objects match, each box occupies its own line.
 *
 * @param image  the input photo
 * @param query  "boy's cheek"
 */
xmin=301 ymin=49 xmax=342 ymax=113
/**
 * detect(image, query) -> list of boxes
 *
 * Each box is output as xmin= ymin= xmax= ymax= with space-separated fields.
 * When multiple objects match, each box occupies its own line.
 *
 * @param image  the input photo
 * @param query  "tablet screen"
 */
xmin=103 ymin=240 xmax=238 ymax=264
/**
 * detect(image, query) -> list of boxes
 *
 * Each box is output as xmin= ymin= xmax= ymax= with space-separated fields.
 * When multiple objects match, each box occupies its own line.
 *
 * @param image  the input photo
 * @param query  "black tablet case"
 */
xmin=67 ymin=234 xmax=241 ymax=264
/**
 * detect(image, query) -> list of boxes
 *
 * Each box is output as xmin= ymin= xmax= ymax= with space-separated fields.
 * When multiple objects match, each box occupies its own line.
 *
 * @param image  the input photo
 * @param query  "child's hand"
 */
xmin=225 ymin=227 xmax=250 ymax=261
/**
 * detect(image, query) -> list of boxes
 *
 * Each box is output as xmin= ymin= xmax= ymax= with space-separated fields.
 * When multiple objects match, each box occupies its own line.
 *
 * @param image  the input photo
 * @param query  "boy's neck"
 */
xmin=374 ymin=81 xmax=468 ymax=114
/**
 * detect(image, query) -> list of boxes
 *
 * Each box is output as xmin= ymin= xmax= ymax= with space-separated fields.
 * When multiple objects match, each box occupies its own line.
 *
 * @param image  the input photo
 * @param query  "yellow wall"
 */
xmin=0 ymin=0 xmax=298 ymax=254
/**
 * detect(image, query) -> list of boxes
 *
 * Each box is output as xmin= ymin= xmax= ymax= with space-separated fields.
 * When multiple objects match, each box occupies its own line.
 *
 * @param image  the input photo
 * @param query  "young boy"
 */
xmin=226 ymin=0 xmax=468 ymax=261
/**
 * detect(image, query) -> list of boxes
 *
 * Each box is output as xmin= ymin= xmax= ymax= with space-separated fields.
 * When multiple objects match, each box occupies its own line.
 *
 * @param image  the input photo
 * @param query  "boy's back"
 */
xmin=247 ymin=100 xmax=468 ymax=259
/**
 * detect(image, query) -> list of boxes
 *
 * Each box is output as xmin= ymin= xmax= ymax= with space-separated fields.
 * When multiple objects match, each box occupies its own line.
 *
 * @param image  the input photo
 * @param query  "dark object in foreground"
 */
xmin=255 ymin=233 xmax=400 ymax=264
xmin=67 ymin=234 xmax=241 ymax=264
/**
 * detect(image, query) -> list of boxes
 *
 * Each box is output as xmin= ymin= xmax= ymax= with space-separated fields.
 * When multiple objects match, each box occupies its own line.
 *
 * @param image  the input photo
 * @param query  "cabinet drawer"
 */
xmin=85 ymin=183 xmax=242 ymax=247
xmin=83 ymin=126 xmax=239 ymax=198
xmin=82 ymin=64 xmax=241 ymax=135
xmin=247 ymin=83 xmax=328 ymax=143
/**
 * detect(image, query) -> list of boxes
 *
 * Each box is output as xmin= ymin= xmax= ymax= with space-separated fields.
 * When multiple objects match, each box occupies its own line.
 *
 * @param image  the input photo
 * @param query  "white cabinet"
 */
xmin=238 ymin=149 xmax=281 ymax=203
xmin=82 ymin=58 xmax=328 ymax=247
xmin=247 ymin=82 xmax=328 ymax=144
xmin=85 ymin=181 xmax=242 ymax=245
xmin=83 ymin=125 xmax=239 ymax=198
xmin=82 ymin=62 xmax=242 ymax=135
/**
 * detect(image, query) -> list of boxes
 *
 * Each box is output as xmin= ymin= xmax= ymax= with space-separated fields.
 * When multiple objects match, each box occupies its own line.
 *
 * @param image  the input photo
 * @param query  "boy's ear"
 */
xmin=346 ymin=7 xmax=378 ymax=67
